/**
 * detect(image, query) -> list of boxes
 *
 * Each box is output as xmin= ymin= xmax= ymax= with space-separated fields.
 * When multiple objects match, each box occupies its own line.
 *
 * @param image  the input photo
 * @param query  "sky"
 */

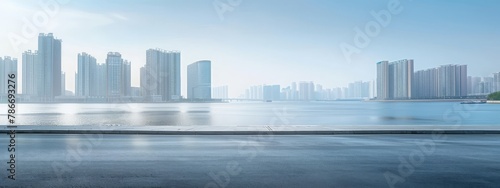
xmin=1 ymin=0 xmax=499 ymax=97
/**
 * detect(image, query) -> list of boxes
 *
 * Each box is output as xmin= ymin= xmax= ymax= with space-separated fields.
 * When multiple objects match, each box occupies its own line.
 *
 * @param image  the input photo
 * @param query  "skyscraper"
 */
xmin=22 ymin=50 xmax=37 ymax=95
xmin=122 ymin=60 xmax=131 ymax=96
xmin=106 ymin=52 xmax=131 ymax=97
xmin=494 ymin=72 xmax=500 ymax=93
xmin=37 ymin=33 xmax=62 ymax=99
xmin=142 ymin=49 xmax=181 ymax=101
xmin=187 ymin=60 xmax=211 ymax=100
xmin=212 ymin=85 xmax=229 ymax=99
xmin=61 ymin=72 xmax=66 ymax=96
xmin=298 ymin=81 xmax=315 ymax=100
xmin=376 ymin=61 xmax=389 ymax=100
xmin=76 ymin=53 xmax=97 ymax=97
xmin=0 ymin=57 xmax=18 ymax=94
xmin=377 ymin=59 xmax=413 ymax=100
xmin=413 ymin=65 xmax=467 ymax=99
xmin=263 ymin=85 xmax=280 ymax=101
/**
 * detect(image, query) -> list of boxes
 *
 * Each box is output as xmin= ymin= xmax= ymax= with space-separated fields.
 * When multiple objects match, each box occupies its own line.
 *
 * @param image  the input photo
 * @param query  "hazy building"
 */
xmin=37 ymin=33 xmax=62 ymax=99
xmin=96 ymin=63 xmax=107 ymax=97
xmin=142 ymin=49 xmax=181 ymax=101
xmin=106 ymin=52 xmax=131 ymax=97
xmin=414 ymin=65 xmax=467 ymax=99
xmin=376 ymin=61 xmax=389 ymax=100
xmin=76 ymin=53 xmax=97 ymax=97
xmin=493 ymin=72 xmax=500 ymax=93
xmin=263 ymin=85 xmax=280 ymax=101
xmin=212 ymin=85 xmax=229 ymax=99
xmin=377 ymin=59 xmax=413 ymax=100
xmin=122 ymin=60 xmax=131 ymax=96
xmin=22 ymin=50 xmax=37 ymax=95
xmin=61 ymin=72 xmax=66 ymax=96
xmin=298 ymin=81 xmax=315 ymax=100
xmin=187 ymin=60 xmax=211 ymax=100
xmin=0 ymin=57 xmax=18 ymax=94
xmin=347 ymin=81 xmax=370 ymax=99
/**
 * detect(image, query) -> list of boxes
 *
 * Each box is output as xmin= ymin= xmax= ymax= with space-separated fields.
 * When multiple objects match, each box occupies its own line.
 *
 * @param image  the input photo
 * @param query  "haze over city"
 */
xmin=1 ymin=0 xmax=500 ymax=97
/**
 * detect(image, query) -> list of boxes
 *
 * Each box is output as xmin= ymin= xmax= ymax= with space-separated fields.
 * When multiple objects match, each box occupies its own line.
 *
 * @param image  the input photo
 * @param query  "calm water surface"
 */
xmin=3 ymin=101 xmax=499 ymax=126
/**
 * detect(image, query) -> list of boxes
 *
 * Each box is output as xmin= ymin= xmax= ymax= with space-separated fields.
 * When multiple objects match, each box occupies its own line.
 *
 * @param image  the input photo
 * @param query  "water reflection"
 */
xmin=2 ymin=102 xmax=498 ymax=126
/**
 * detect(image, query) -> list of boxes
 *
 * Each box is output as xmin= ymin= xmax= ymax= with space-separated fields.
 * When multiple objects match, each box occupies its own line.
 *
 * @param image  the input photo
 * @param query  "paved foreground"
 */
xmin=1 ymin=134 xmax=499 ymax=187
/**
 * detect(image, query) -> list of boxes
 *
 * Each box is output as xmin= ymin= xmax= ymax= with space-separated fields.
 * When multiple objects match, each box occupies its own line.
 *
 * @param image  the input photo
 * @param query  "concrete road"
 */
xmin=1 ymin=134 xmax=499 ymax=187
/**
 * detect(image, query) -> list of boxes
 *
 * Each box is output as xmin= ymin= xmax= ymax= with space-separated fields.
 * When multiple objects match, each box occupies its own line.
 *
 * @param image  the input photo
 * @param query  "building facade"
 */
xmin=0 ymin=57 xmax=18 ymax=94
xmin=141 ymin=49 xmax=181 ymax=101
xmin=187 ymin=60 xmax=211 ymax=100
xmin=413 ymin=65 xmax=467 ymax=99
xmin=37 ymin=33 xmax=62 ymax=99
xmin=22 ymin=50 xmax=37 ymax=95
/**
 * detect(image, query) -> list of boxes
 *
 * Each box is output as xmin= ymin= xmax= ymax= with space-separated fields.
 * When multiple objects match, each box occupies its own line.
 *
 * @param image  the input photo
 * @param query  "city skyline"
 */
xmin=2 ymin=32 xmax=500 ymax=101
xmin=1 ymin=1 xmax=500 ymax=97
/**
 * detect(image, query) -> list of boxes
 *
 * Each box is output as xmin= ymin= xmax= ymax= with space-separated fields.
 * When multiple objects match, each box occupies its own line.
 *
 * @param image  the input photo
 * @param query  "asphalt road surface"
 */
xmin=1 ymin=134 xmax=499 ymax=187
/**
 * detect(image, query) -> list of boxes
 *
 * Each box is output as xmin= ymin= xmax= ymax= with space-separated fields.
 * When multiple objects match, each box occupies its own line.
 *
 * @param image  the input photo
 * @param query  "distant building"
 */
xmin=141 ymin=49 xmax=181 ymax=101
xmin=106 ymin=52 xmax=131 ymax=97
xmin=76 ymin=52 xmax=97 ymax=97
xmin=493 ymin=72 xmax=500 ymax=93
xmin=212 ymin=85 xmax=229 ymax=99
xmin=263 ymin=85 xmax=280 ymax=101
xmin=347 ymin=81 xmax=370 ymax=99
xmin=377 ymin=59 xmax=414 ymax=100
xmin=22 ymin=50 xmax=37 ymax=95
xmin=0 ymin=57 xmax=18 ymax=94
xmin=187 ymin=60 xmax=211 ymax=100
xmin=299 ymin=81 xmax=315 ymax=100
xmin=122 ymin=60 xmax=131 ymax=96
xmin=413 ymin=64 xmax=467 ymax=99
xmin=37 ymin=33 xmax=62 ymax=99
xmin=61 ymin=72 xmax=66 ymax=95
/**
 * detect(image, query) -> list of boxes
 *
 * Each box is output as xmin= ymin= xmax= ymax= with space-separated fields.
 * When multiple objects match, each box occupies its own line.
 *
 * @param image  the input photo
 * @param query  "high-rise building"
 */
xmin=187 ymin=60 xmax=211 ymax=100
xmin=212 ymin=85 xmax=229 ymax=99
xmin=37 ymin=33 xmax=62 ymax=99
xmin=96 ymin=63 xmax=107 ymax=97
xmin=61 ymin=72 xmax=66 ymax=96
xmin=494 ymin=72 xmax=500 ymax=93
xmin=347 ymin=81 xmax=371 ymax=99
xmin=106 ymin=52 xmax=131 ymax=97
xmin=22 ymin=50 xmax=37 ymax=95
xmin=263 ymin=85 xmax=280 ymax=101
xmin=122 ymin=60 xmax=131 ymax=96
xmin=141 ymin=49 xmax=181 ymax=101
xmin=376 ymin=61 xmax=389 ymax=100
xmin=377 ymin=59 xmax=413 ymax=100
xmin=0 ymin=57 xmax=18 ymax=94
xmin=414 ymin=65 xmax=467 ymax=99
xmin=298 ymin=81 xmax=315 ymax=100
xmin=76 ymin=53 xmax=97 ymax=97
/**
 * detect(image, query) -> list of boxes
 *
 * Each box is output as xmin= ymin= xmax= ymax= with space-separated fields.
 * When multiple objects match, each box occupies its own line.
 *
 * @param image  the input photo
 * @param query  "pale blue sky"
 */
xmin=1 ymin=0 xmax=499 ymax=97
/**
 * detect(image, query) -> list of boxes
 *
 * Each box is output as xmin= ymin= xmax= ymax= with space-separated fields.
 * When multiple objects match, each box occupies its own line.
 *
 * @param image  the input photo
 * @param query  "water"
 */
xmin=3 ymin=101 xmax=499 ymax=126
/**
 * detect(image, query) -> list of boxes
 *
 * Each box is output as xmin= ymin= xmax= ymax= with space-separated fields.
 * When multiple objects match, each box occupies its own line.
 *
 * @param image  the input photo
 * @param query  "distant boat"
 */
xmin=265 ymin=100 xmax=273 ymax=102
xmin=461 ymin=100 xmax=486 ymax=104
